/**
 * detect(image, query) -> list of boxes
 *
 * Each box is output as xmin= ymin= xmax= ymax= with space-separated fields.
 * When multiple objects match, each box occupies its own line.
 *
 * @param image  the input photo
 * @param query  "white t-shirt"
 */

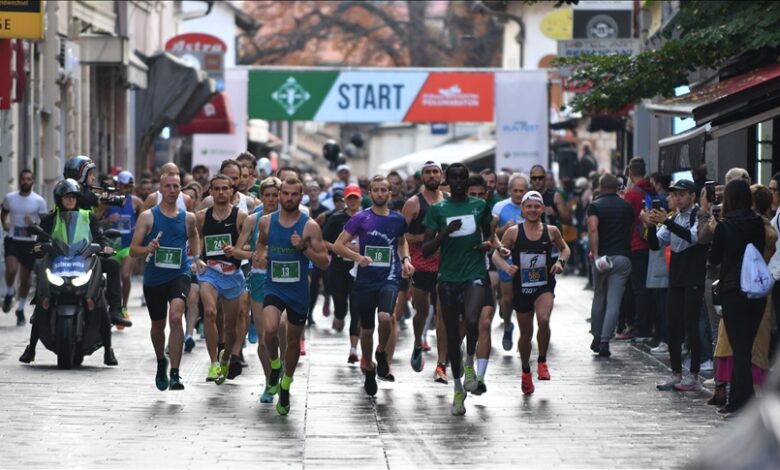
xmin=2 ymin=191 xmax=47 ymax=241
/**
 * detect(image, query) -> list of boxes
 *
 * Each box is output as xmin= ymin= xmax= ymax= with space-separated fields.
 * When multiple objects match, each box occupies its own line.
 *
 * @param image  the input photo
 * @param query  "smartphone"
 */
xmin=705 ymin=181 xmax=716 ymax=203
xmin=712 ymin=204 xmax=722 ymax=220
xmin=651 ymin=199 xmax=661 ymax=211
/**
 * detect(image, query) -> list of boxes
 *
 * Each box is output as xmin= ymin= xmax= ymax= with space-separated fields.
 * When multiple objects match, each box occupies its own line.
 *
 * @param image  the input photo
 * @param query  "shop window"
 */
xmin=756 ymin=120 xmax=773 ymax=185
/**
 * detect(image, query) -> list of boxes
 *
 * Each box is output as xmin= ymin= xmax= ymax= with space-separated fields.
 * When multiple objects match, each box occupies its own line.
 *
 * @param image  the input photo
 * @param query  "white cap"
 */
xmin=116 ymin=171 xmax=134 ymax=185
xmin=337 ymin=164 xmax=351 ymax=173
xmin=421 ymin=160 xmax=441 ymax=172
xmin=522 ymin=190 xmax=544 ymax=205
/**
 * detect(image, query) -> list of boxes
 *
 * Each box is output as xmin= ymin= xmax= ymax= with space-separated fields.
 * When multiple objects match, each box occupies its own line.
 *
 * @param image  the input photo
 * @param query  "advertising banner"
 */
xmin=0 ymin=0 xmax=44 ymax=40
xmin=248 ymin=70 xmax=494 ymax=123
xmin=495 ymin=71 xmax=548 ymax=172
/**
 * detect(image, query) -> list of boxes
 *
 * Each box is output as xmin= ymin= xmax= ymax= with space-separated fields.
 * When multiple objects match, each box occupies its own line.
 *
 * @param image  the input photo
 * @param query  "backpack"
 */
xmin=740 ymin=242 xmax=774 ymax=298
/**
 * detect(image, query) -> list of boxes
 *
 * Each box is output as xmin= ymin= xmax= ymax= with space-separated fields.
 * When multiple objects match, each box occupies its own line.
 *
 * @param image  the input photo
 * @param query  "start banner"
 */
xmin=248 ymin=70 xmax=494 ymax=123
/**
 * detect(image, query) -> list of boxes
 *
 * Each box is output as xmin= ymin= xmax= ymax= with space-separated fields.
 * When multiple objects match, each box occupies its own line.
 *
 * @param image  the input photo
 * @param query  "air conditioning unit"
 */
xmin=57 ymin=36 xmax=80 ymax=84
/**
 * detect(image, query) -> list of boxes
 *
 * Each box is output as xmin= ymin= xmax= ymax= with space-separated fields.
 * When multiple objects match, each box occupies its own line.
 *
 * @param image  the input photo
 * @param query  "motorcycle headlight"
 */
xmin=71 ymin=269 xmax=92 ymax=287
xmin=45 ymin=268 xmax=65 ymax=287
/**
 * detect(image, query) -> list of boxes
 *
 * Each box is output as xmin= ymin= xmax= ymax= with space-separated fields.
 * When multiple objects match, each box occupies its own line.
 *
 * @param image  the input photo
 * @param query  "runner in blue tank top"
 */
xmin=254 ymin=177 xmax=329 ymax=415
xmin=130 ymin=172 xmax=202 ymax=392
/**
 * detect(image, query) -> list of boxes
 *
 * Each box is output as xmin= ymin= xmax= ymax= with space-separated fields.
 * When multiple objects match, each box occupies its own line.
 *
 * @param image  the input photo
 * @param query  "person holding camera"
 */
xmin=645 ymin=179 xmax=708 ymax=392
xmin=63 ymin=156 xmax=131 ymax=328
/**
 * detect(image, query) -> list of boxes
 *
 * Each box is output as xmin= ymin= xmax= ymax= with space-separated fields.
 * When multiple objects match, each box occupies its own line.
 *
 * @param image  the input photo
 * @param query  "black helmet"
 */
xmin=53 ymin=178 xmax=82 ymax=209
xmin=63 ymin=155 xmax=95 ymax=184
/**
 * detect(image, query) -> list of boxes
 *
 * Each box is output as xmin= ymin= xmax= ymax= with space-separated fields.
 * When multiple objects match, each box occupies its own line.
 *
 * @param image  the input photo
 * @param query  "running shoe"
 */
xmin=169 ymin=371 xmax=185 ymax=391
xmin=268 ymin=366 xmax=282 ymax=395
xmin=348 ymin=352 xmax=359 ymax=364
xmin=598 ymin=342 xmax=611 ymax=357
xmin=451 ymin=391 xmax=466 ymax=416
xmin=364 ymin=368 xmax=378 ymax=396
xmin=521 ymin=371 xmax=535 ymax=395
xmin=422 ymin=340 xmax=431 ymax=352
xmin=434 ymin=363 xmax=448 ymax=384
xmin=260 ymin=385 xmax=275 ymax=404
xmin=15 ymin=309 xmax=24 ymax=326
xmin=19 ymin=345 xmax=35 ymax=364
xmin=104 ymin=348 xmax=118 ymax=366
xmin=473 ymin=380 xmax=487 ymax=396
xmin=615 ymin=328 xmax=635 ymax=341
xmin=674 ymin=374 xmax=703 ymax=392
xmin=375 ymin=350 xmax=390 ymax=379
xmin=206 ymin=364 xmax=220 ymax=382
xmin=323 ymin=302 xmax=331 ymax=317
xmin=215 ymin=351 xmax=228 ymax=385
xmin=2 ymin=293 xmax=13 ymax=313
xmin=299 ymin=339 xmax=307 ymax=356
xmin=464 ymin=365 xmax=478 ymax=392
xmin=277 ymin=388 xmax=291 ymax=415
xmin=651 ymin=342 xmax=669 ymax=356
xmin=116 ymin=307 xmax=131 ymax=330
xmin=537 ymin=362 xmax=551 ymax=380
xmin=410 ymin=346 xmax=424 ymax=373
xmin=184 ymin=335 xmax=196 ymax=353
xmin=155 ymin=358 xmax=169 ymax=391
xmin=248 ymin=323 xmax=258 ymax=344
xmin=502 ymin=323 xmax=514 ymax=351
xmin=656 ymin=373 xmax=682 ymax=391
xmin=227 ymin=358 xmax=243 ymax=380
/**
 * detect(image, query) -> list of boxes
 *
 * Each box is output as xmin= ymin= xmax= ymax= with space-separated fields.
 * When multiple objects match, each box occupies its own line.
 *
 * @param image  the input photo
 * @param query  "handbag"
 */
xmin=711 ymin=279 xmax=721 ymax=306
xmin=740 ymin=243 xmax=774 ymax=298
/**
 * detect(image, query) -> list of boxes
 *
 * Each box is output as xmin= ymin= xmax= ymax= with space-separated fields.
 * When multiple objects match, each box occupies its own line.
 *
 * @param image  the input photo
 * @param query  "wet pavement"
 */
xmin=0 ymin=274 xmax=724 ymax=468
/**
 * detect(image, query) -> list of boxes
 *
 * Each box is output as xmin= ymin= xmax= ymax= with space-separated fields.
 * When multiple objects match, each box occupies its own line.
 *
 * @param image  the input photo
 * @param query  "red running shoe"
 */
xmin=422 ymin=340 xmax=431 ymax=352
xmin=521 ymin=371 xmax=535 ymax=395
xmin=537 ymin=362 xmax=551 ymax=380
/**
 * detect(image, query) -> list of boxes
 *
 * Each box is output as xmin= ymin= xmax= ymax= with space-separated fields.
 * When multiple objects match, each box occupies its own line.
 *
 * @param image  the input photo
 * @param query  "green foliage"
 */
xmin=554 ymin=1 xmax=780 ymax=113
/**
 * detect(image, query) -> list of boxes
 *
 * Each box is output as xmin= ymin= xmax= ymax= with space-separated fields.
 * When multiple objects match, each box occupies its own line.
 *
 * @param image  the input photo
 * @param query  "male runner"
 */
xmin=254 ymin=177 xmax=329 ymax=415
xmin=401 ymin=161 xmax=448 ymax=381
xmin=493 ymin=190 xmax=570 ymax=395
xmin=334 ymin=176 xmax=413 ymax=394
xmin=1 ymin=169 xmax=47 ymax=325
xmin=142 ymin=162 xmax=195 ymax=212
xmin=196 ymin=174 xmax=248 ymax=384
xmin=422 ymin=163 xmax=498 ymax=415
xmin=130 ymin=172 xmax=201 ymax=390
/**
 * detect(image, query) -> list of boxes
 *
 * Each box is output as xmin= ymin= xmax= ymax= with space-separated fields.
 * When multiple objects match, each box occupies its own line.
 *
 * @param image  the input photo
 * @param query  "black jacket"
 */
xmin=708 ymin=209 xmax=765 ymax=294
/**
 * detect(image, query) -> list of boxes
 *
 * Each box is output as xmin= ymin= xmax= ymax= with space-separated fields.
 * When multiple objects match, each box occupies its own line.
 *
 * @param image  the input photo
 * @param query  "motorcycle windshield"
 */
xmin=56 ymin=211 xmax=92 ymax=257
xmin=51 ymin=256 xmax=88 ymax=277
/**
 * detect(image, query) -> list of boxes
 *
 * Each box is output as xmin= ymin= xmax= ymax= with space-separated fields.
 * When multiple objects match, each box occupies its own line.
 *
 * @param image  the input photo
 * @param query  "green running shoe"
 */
xmin=155 ymin=357 xmax=169 ymax=391
xmin=464 ymin=365 xmax=478 ymax=392
xmin=206 ymin=364 xmax=220 ymax=382
xmin=451 ymin=390 xmax=466 ymax=416
xmin=276 ymin=388 xmax=290 ymax=415
xmin=215 ymin=351 xmax=228 ymax=385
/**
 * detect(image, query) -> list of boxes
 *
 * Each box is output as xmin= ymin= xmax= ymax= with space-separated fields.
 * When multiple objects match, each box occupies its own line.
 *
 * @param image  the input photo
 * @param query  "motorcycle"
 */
xmin=29 ymin=216 xmax=119 ymax=369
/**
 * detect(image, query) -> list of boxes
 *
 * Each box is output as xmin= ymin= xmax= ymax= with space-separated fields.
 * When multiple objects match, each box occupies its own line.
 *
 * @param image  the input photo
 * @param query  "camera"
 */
xmin=88 ymin=185 xmax=127 ymax=207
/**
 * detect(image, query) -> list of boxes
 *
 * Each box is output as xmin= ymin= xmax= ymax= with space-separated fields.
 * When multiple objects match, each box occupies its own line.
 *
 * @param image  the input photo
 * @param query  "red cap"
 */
xmin=344 ymin=184 xmax=362 ymax=199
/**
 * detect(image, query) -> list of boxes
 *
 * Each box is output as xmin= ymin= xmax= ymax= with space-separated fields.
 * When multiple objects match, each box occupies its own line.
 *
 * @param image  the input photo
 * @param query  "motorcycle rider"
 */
xmin=19 ymin=179 xmax=120 ymax=365
xmin=63 ymin=156 xmax=132 ymax=328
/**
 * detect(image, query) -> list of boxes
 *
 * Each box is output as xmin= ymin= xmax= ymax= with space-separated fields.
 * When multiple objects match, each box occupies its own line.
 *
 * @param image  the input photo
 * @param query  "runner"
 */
xmin=422 ymin=163 xmax=498 ymax=416
xmin=1 ymin=169 xmax=48 ymax=325
xmin=321 ymin=184 xmax=363 ymax=363
xmin=130 ymin=171 xmax=201 ymax=391
xmin=401 ymin=161 xmax=448 ymax=382
xmin=492 ymin=190 xmax=571 ymax=395
xmin=196 ymin=174 xmax=248 ymax=384
xmin=333 ymin=175 xmax=413 ymax=394
xmin=492 ymin=173 xmax=529 ymax=351
xmin=236 ymin=151 xmax=262 ymax=199
xmin=142 ymin=162 xmax=195 ymax=212
xmin=101 ymin=171 xmax=143 ymax=329
xmin=233 ymin=176 xmax=286 ymax=403
xmin=254 ymin=176 xmax=329 ymax=414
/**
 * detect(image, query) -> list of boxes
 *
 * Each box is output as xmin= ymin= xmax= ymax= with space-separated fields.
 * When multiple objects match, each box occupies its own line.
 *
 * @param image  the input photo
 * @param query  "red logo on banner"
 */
xmin=164 ymin=33 xmax=226 ymax=54
xmin=405 ymin=73 xmax=493 ymax=122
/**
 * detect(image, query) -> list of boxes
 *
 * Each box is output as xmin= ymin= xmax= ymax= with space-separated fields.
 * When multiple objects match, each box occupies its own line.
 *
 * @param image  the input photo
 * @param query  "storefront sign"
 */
xmin=0 ymin=0 xmax=44 ymax=40
xmin=248 ymin=70 xmax=495 ymax=123
xmin=165 ymin=33 xmax=225 ymax=90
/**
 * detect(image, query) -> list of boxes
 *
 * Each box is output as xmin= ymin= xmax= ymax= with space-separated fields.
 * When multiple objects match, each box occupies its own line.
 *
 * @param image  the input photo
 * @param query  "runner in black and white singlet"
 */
xmin=492 ymin=191 xmax=570 ymax=396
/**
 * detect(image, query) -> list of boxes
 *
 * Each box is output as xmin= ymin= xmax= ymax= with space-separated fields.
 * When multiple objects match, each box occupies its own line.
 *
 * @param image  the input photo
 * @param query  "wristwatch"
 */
xmin=402 ymin=256 xmax=411 ymax=263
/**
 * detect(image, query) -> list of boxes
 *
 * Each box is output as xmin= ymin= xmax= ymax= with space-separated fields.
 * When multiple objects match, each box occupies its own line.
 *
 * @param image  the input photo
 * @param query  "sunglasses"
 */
xmin=530 ymin=175 xmax=546 ymax=181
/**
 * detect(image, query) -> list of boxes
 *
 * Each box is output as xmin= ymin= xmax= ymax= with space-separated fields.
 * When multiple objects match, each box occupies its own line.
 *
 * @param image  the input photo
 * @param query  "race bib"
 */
xmin=155 ymin=247 xmax=183 ymax=270
xmin=365 ymin=245 xmax=391 ymax=267
xmin=271 ymin=260 xmax=300 ymax=283
xmin=445 ymin=214 xmax=476 ymax=238
xmin=204 ymin=234 xmax=232 ymax=257
xmin=520 ymin=250 xmax=547 ymax=288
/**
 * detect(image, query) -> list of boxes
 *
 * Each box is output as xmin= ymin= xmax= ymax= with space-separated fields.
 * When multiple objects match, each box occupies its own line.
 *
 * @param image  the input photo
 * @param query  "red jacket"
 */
xmin=623 ymin=178 xmax=657 ymax=251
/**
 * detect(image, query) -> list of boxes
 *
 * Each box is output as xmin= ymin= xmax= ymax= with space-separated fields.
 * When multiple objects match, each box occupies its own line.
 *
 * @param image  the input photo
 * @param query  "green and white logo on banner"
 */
xmin=248 ymin=71 xmax=339 ymax=121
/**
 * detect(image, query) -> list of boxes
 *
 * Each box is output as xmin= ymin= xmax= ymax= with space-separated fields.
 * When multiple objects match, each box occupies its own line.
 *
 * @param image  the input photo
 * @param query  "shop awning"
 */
xmin=177 ymin=92 xmax=234 ymax=134
xmin=646 ymin=63 xmax=780 ymax=124
xmin=658 ymin=124 xmax=708 ymax=175
xmin=378 ymin=140 xmax=495 ymax=175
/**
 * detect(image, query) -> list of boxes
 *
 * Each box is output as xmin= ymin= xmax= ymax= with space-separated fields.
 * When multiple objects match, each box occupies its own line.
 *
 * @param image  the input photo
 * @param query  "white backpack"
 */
xmin=741 ymin=243 xmax=774 ymax=298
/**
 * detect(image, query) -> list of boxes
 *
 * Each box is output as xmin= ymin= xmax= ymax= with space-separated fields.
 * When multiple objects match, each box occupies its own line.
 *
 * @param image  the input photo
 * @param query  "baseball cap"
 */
xmin=337 ymin=164 xmax=351 ymax=173
xmin=116 ymin=170 xmax=134 ymax=185
xmin=521 ymin=190 xmax=544 ymax=204
xmin=344 ymin=184 xmax=362 ymax=199
xmin=669 ymin=179 xmax=696 ymax=192
xmin=421 ymin=160 xmax=441 ymax=172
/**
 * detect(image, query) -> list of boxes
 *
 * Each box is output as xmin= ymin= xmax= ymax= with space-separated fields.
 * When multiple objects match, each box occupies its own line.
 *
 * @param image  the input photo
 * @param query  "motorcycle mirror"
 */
xmin=28 ymin=225 xmax=50 ymax=241
xmin=102 ymin=229 xmax=122 ymax=239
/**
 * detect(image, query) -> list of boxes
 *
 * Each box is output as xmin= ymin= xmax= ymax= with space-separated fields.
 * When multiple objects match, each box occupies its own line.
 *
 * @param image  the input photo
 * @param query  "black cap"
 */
xmin=669 ymin=179 xmax=696 ymax=192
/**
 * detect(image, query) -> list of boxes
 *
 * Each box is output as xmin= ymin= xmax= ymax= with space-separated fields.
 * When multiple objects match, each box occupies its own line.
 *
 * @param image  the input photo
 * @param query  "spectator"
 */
xmin=587 ymin=173 xmax=635 ymax=357
xmin=577 ymin=144 xmax=598 ymax=179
